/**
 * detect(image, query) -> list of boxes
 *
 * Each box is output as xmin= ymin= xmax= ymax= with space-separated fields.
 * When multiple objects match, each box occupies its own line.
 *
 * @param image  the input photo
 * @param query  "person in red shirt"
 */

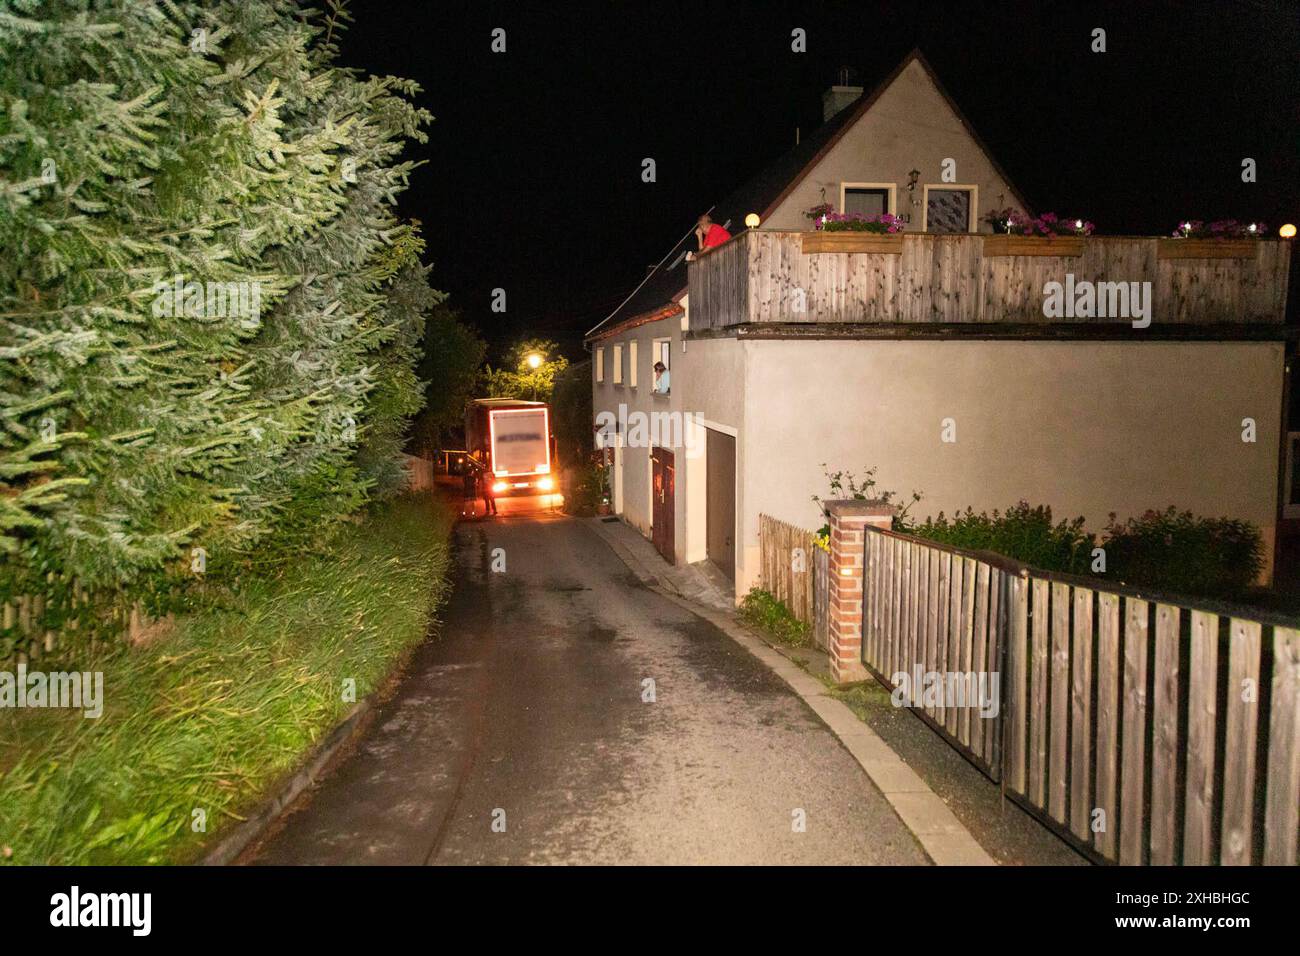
xmin=686 ymin=214 xmax=731 ymax=260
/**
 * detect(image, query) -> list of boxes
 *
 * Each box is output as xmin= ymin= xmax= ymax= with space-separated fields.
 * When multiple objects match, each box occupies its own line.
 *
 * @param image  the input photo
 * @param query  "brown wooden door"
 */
xmin=651 ymin=447 xmax=675 ymax=564
xmin=706 ymin=429 xmax=735 ymax=580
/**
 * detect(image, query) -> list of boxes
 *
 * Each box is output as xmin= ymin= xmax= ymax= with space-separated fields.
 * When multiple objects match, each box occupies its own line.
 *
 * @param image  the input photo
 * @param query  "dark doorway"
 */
xmin=651 ymin=447 xmax=675 ymax=564
xmin=706 ymin=429 xmax=736 ymax=580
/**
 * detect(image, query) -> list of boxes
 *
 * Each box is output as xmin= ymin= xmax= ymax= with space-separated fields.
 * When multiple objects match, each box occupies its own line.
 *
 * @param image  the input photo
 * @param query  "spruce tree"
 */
xmin=1 ymin=0 xmax=442 ymax=649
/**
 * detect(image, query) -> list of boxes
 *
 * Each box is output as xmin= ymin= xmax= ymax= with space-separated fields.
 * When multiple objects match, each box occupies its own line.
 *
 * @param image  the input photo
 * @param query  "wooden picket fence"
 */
xmin=758 ymin=514 xmax=816 ymax=622
xmin=861 ymin=526 xmax=1300 ymax=866
xmin=4 ymin=457 xmax=444 ymax=666
xmin=1 ymin=577 xmax=146 ymax=665
xmin=403 ymin=454 xmax=435 ymax=491
xmin=813 ymin=546 xmax=830 ymax=651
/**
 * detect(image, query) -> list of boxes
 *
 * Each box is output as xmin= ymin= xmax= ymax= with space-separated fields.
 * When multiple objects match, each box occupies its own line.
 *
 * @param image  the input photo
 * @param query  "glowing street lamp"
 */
xmin=1281 ymin=224 xmax=1297 ymax=239
xmin=524 ymin=351 xmax=545 ymax=400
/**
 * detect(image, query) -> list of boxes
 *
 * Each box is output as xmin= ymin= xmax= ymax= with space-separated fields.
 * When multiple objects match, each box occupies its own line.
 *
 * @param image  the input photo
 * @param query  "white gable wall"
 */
xmin=764 ymin=58 xmax=1022 ymax=231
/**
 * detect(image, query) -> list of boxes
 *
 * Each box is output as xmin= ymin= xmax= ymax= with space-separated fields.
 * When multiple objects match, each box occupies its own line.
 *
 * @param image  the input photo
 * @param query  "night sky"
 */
xmin=338 ymin=0 xmax=1300 ymax=358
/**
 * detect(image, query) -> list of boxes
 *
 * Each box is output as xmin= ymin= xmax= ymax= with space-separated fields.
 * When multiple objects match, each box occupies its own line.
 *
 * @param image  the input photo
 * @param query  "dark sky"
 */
xmin=338 ymin=0 xmax=1300 ymax=358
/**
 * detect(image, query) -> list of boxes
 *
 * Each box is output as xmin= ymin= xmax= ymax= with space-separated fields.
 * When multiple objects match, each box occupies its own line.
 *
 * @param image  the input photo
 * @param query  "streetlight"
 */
xmin=524 ymin=352 xmax=544 ymax=400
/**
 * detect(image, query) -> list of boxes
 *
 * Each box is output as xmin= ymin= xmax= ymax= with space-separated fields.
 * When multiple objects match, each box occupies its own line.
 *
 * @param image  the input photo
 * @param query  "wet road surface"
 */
xmin=250 ymin=507 xmax=929 ymax=865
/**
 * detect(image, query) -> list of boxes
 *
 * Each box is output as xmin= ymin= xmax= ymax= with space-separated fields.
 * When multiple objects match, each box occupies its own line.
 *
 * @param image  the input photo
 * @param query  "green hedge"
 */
xmin=911 ymin=501 xmax=1263 ymax=600
xmin=909 ymin=502 xmax=1094 ymax=575
xmin=1102 ymin=507 xmax=1263 ymax=599
xmin=2 ymin=1 xmax=439 ymax=652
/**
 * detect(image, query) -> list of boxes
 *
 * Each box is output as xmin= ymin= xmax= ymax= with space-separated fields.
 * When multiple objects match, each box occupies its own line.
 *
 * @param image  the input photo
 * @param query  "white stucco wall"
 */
xmin=676 ymin=324 xmax=748 ymax=570
xmin=591 ymin=312 xmax=683 ymax=538
xmin=739 ymin=338 xmax=1284 ymax=587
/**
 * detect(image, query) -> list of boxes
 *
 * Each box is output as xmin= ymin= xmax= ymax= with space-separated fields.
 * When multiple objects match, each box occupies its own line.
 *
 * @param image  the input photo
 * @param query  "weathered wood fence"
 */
xmin=2 ymin=579 xmax=149 ymax=665
xmin=758 ymin=514 xmax=815 ymax=623
xmin=688 ymin=231 xmax=1292 ymax=330
xmin=758 ymin=514 xmax=829 ymax=649
xmin=403 ymin=454 xmax=434 ymax=491
xmin=813 ymin=545 xmax=829 ymax=651
xmin=4 ymin=457 xmax=443 ymax=666
xmin=861 ymin=526 xmax=1300 ymax=866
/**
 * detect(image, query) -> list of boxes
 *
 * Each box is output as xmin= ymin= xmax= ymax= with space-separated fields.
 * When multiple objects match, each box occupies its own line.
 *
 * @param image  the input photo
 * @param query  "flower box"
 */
xmin=1156 ymin=238 xmax=1258 ymax=260
xmin=801 ymin=232 xmax=904 ymax=254
xmin=983 ymin=235 xmax=1085 ymax=257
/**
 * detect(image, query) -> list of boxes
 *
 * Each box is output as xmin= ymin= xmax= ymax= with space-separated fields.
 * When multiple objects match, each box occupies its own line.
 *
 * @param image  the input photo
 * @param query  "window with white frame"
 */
xmin=651 ymin=338 xmax=671 ymax=394
xmin=922 ymin=185 xmax=978 ymax=233
xmin=842 ymin=184 xmax=894 ymax=217
xmin=612 ymin=344 xmax=623 ymax=385
xmin=595 ymin=346 xmax=604 ymax=383
xmin=628 ymin=340 xmax=638 ymax=388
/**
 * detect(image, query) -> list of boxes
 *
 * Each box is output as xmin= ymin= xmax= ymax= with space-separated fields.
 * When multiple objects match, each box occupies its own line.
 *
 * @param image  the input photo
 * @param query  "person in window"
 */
xmin=653 ymin=361 xmax=670 ymax=394
xmin=685 ymin=214 xmax=731 ymax=260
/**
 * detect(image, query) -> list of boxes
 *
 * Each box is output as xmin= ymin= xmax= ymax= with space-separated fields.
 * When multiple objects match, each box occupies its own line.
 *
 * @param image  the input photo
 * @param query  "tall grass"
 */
xmin=0 ymin=495 xmax=453 ymax=865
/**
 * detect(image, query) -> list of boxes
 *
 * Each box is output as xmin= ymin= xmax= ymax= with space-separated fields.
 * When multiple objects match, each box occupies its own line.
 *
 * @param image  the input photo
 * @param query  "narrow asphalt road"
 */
xmin=250 ymin=508 xmax=928 ymax=865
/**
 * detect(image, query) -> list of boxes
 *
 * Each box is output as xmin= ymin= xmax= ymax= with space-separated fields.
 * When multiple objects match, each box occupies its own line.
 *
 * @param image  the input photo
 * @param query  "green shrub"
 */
xmin=909 ymin=501 xmax=1263 ymax=600
xmin=811 ymin=464 xmax=922 ymax=537
xmin=1102 ymin=508 xmax=1263 ymax=599
xmin=551 ymin=359 xmax=595 ymax=467
xmin=738 ymin=588 xmax=810 ymax=646
xmin=911 ymin=502 xmax=1095 ymax=574
xmin=564 ymin=456 xmax=610 ymax=517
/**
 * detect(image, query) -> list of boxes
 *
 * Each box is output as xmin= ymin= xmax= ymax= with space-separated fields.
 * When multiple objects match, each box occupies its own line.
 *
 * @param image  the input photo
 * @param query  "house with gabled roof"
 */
xmin=585 ymin=50 xmax=1291 ymax=600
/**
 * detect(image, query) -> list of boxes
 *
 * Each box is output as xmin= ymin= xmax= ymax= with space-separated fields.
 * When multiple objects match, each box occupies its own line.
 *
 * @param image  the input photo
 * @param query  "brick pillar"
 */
xmin=824 ymin=499 xmax=895 ymax=684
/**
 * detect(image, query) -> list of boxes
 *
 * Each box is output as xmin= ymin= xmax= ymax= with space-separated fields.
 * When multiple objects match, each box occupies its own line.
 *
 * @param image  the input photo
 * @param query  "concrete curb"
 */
xmin=586 ymin=517 xmax=997 ymax=867
xmin=199 ymin=633 xmax=427 ymax=866
xmin=199 ymin=700 xmax=375 ymax=866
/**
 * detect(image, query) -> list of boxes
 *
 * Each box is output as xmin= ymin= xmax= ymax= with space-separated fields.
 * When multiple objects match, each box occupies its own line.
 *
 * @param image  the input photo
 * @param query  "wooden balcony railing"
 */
xmin=686 ymin=230 xmax=1292 ymax=332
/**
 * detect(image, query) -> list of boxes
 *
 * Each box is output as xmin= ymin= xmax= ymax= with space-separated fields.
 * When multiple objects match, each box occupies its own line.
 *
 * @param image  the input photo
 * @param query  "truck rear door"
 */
xmin=489 ymin=407 xmax=550 ymax=476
